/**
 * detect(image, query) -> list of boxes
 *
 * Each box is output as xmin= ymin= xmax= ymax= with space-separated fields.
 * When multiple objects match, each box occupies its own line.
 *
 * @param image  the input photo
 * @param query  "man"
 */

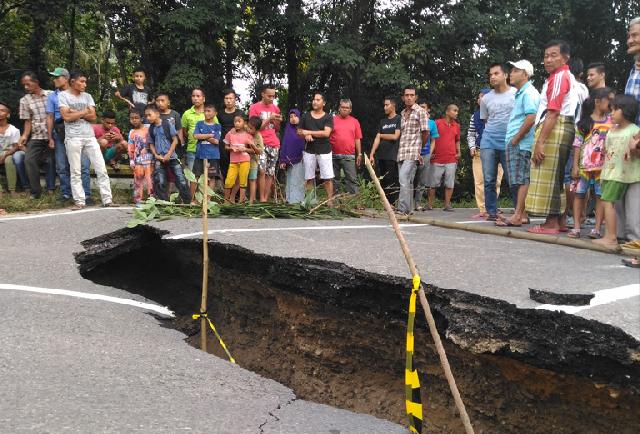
xmin=330 ymin=98 xmax=362 ymax=194
xmin=428 ymin=104 xmax=460 ymax=211
xmin=0 ymin=102 xmax=20 ymax=199
xmin=18 ymin=71 xmax=55 ymax=199
xmin=586 ymin=63 xmax=607 ymax=90
xmin=45 ymin=67 xmax=91 ymax=203
xmin=59 ymin=71 xmax=113 ymax=209
xmin=369 ymin=97 xmax=401 ymax=205
xmin=218 ymin=89 xmax=244 ymax=179
xmin=249 ymin=84 xmax=282 ymax=202
xmin=526 ymin=40 xmax=578 ymax=234
xmin=397 ymin=85 xmax=429 ymax=215
xmin=297 ymin=92 xmax=334 ymax=204
xmin=182 ymin=88 xmax=211 ymax=172
xmin=497 ymin=60 xmax=540 ymax=227
xmin=467 ymin=88 xmax=503 ymax=219
xmin=92 ymin=111 xmax=128 ymax=170
xmin=414 ymin=99 xmax=439 ymax=211
xmin=480 ymin=64 xmax=516 ymax=221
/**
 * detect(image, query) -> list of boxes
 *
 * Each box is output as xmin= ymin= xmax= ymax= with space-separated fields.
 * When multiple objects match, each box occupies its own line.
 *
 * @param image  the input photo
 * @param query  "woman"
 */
xmin=278 ymin=109 xmax=306 ymax=204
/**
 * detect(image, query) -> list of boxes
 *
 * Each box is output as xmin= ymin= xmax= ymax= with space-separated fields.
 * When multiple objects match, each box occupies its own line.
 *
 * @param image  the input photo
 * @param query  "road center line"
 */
xmin=165 ymin=223 xmax=429 ymax=240
xmin=0 ymin=207 xmax=134 ymax=222
xmin=0 ymin=283 xmax=174 ymax=317
xmin=535 ymin=284 xmax=640 ymax=314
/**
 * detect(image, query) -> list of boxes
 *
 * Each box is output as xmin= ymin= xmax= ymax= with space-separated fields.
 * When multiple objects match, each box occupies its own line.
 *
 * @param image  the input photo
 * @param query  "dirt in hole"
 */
xmin=81 ymin=235 xmax=640 ymax=434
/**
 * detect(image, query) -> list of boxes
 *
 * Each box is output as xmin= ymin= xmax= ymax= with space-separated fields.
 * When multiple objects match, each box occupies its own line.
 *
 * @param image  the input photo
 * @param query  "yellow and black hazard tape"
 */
xmin=405 ymin=274 xmax=424 ymax=433
xmin=192 ymin=312 xmax=236 ymax=364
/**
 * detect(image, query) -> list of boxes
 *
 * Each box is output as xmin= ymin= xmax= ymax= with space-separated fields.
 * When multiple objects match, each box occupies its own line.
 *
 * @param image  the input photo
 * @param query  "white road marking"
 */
xmin=0 ymin=207 xmax=134 ymax=222
xmin=0 ymin=283 xmax=174 ymax=317
xmin=165 ymin=223 xmax=429 ymax=240
xmin=535 ymin=284 xmax=640 ymax=314
xmin=454 ymin=218 xmax=545 ymax=225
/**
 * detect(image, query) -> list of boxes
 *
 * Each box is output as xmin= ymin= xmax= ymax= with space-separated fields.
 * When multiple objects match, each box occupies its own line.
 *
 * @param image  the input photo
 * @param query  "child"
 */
xmin=593 ymin=94 xmax=640 ymax=250
xmin=568 ymin=88 xmax=613 ymax=239
xmin=245 ymin=116 xmax=264 ymax=204
xmin=145 ymin=104 xmax=191 ymax=203
xmin=223 ymin=115 xmax=254 ymax=203
xmin=92 ymin=110 xmax=128 ymax=170
xmin=278 ymin=109 xmax=306 ymax=204
xmin=428 ymin=104 xmax=460 ymax=211
xmin=127 ymin=109 xmax=153 ymax=206
xmin=192 ymin=104 xmax=222 ymax=196
xmin=115 ymin=66 xmax=152 ymax=117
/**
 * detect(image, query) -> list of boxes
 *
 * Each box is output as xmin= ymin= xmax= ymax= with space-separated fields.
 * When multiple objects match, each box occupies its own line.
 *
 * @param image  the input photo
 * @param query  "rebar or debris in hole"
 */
xmin=529 ymin=288 xmax=595 ymax=306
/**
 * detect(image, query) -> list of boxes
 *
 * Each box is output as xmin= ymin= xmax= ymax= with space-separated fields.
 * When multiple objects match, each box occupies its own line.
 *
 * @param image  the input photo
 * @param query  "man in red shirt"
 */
xmin=249 ymin=84 xmax=282 ymax=202
xmin=428 ymin=104 xmax=460 ymax=211
xmin=330 ymin=99 xmax=362 ymax=194
xmin=92 ymin=110 xmax=127 ymax=170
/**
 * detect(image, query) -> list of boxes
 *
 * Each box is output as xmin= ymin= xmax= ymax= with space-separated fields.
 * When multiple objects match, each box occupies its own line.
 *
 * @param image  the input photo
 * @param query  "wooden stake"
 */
xmin=363 ymin=154 xmax=475 ymax=434
xmin=200 ymin=161 xmax=210 ymax=351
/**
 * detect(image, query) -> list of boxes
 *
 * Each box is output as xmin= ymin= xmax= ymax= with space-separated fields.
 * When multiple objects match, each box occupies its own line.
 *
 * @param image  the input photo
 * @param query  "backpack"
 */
xmin=148 ymin=120 xmax=173 ymax=145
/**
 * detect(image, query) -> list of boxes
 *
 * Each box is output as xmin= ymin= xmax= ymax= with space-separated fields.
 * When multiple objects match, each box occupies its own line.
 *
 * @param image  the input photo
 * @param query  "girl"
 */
xmin=223 ymin=115 xmax=254 ymax=203
xmin=593 ymin=94 xmax=640 ymax=250
xmin=278 ymin=109 xmax=306 ymax=204
xmin=245 ymin=116 xmax=264 ymax=204
xmin=127 ymin=109 xmax=153 ymax=205
xmin=568 ymin=88 xmax=612 ymax=239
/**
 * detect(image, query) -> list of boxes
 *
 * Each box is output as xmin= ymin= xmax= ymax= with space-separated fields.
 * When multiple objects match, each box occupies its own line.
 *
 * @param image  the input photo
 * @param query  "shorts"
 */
xmin=575 ymin=171 xmax=601 ymax=196
xmin=563 ymin=147 xmax=574 ymax=185
xmin=248 ymin=167 xmax=258 ymax=181
xmin=303 ymin=151 xmax=334 ymax=180
xmin=259 ymin=146 xmax=279 ymax=177
xmin=225 ymin=161 xmax=250 ymax=189
xmin=193 ymin=158 xmax=221 ymax=180
xmin=103 ymin=146 xmax=117 ymax=161
xmin=506 ymin=147 xmax=531 ymax=186
xmin=428 ymin=163 xmax=456 ymax=188
xmin=600 ymin=180 xmax=628 ymax=202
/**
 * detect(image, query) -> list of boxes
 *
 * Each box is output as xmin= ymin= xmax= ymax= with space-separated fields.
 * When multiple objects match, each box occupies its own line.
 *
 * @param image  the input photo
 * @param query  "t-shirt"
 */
xmin=224 ymin=130 xmax=252 ymax=163
xmin=536 ymin=64 xmax=579 ymax=123
xmin=0 ymin=124 xmax=20 ymax=154
xmin=480 ymin=87 xmax=516 ymax=150
xmin=160 ymin=110 xmax=182 ymax=143
xmin=182 ymin=106 xmax=219 ymax=153
xmin=601 ymin=123 xmax=640 ymax=184
xmin=330 ymin=115 xmax=362 ymax=156
xmin=376 ymin=115 xmax=401 ymax=161
xmin=249 ymin=102 xmax=281 ymax=148
xmin=128 ymin=127 xmax=152 ymax=166
xmin=505 ymin=81 xmax=541 ymax=152
xmin=250 ymin=133 xmax=265 ymax=170
xmin=58 ymin=90 xmax=96 ymax=138
xmin=45 ymin=89 xmax=62 ymax=121
xmin=218 ymin=109 xmax=244 ymax=140
xmin=92 ymin=124 xmax=122 ymax=147
xmin=194 ymin=120 xmax=222 ymax=160
xmin=432 ymin=119 xmax=460 ymax=164
xmin=147 ymin=122 xmax=178 ymax=159
xmin=298 ymin=112 xmax=334 ymax=154
xmin=625 ymin=66 xmax=640 ymax=125
xmin=421 ymin=119 xmax=440 ymax=156
xmin=119 ymin=83 xmax=151 ymax=114
xmin=573 ymin=116 xmax=613 ymax=173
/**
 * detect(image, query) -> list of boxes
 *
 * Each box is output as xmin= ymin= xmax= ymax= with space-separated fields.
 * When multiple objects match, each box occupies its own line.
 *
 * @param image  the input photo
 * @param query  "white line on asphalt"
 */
xmin=0 ymin=207 xmax=134 ymax=222
xmin=454 ymin=218 xmax=545 ymax=224
xmin=0 ymin=283 xmax=174 ymax=317
xmin=165 ymin=223 xmax=429 ymax=240
xmin=535 ymin=284 xmax=640 ymax=314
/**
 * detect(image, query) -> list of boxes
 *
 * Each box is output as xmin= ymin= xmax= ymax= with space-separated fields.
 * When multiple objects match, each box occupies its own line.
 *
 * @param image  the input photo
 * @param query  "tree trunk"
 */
xmin=67 ymin=0 xmax=77 ymax=69
xmin=224 ymin=29 xmax=234 ymax=87
xmin=28 ymin=13 xmax=47 ymax=82
xmin=284 ymin=0 xmax=302 ymax=111
xmin=108 ymin=21 xmax=128 ymax=86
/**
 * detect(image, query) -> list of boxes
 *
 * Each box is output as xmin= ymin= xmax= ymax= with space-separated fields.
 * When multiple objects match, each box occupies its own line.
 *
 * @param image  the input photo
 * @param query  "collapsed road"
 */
xmin=2 ymin=208 xmax=640 ymax=433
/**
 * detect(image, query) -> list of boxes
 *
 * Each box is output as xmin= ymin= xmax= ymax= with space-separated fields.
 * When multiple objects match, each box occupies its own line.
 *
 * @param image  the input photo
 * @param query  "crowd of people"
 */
xmin=0 ymin=20 xmax=639 ymax=256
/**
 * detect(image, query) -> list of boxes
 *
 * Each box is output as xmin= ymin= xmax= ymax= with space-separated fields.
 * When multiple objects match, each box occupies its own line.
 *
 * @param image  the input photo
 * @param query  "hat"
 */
xmin=479 ymin=88 xmax=491 ymax=95
xmin=508 ymin=60 xmax=534 ymax=77
xmin=49 ymin=67 xmax=69 ymax=78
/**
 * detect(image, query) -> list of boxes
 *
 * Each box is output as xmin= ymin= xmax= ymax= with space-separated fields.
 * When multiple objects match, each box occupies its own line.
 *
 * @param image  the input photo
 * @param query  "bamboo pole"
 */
xmin=199 ymin=161 xmax=210 ymax=351
xmin=364 ymin=154 xmax=475 ymax=434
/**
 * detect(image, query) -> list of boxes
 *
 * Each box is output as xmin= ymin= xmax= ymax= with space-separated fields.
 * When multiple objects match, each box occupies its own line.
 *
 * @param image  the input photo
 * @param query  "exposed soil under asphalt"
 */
xmin=77 ymin=227 xmax=640 ymax=434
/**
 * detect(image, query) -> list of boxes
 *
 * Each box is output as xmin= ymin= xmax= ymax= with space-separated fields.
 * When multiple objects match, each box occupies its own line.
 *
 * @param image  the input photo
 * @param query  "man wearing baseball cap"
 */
xmin=46 ymin=67 xmax=92 ymax=204
xmin=497 ymin=60 xmax=540 ymax=227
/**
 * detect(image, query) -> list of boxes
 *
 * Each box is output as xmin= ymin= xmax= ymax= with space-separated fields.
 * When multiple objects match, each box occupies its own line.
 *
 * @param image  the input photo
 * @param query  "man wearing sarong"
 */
xmin=526 ymin=40 xmax=578 ymax=234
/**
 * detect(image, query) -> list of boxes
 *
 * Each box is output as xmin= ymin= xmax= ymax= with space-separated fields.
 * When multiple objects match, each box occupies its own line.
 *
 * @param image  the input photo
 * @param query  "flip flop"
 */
xmin=622 ymin=258 xmax=640 ymax=268
xmin=495 ymin=219 xmax=521 ymax=227
xmin=559 ymin=226 xmax=569 ymax=233
xmin=527 ymin=225 xmax=560 ymax=235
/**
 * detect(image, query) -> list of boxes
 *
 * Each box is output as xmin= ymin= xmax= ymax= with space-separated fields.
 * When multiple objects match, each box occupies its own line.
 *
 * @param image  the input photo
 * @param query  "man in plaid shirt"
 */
xmin=397 ymin=85 xmax=429 ymax=214
xmin=626 ymin=17 xmax=640 ymax=126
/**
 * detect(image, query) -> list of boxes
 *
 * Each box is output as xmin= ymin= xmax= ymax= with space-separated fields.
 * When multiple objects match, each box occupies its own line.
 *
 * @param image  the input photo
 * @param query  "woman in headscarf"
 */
xmin=279 ymin=108 xmax=306 ymax=204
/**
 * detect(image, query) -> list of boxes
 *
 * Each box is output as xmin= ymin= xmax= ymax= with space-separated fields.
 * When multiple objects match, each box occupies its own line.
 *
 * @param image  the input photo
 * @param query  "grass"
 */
xmin=0 ymin=185 xmax=133 ymax=213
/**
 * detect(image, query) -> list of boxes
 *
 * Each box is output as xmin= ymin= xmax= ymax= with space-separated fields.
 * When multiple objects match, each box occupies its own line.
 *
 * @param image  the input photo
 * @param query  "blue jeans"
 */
xmin=153 ymin=159 xmax=191 ymax=203
xmin=12 ymin=150 xmax=28 ymax=190
xmin=398 ymin=160 xmax=418 ymax=214
xmin=185 ymin=151 xmax=196 ymax=172
xmin=54 ymin=131 xmax=91 ymax=198
xmin=480 ymin=148 xmax=509 ymax=216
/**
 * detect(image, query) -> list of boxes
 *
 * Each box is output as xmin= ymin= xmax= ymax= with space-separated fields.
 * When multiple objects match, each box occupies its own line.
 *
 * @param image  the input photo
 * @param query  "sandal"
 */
xmin=495 ymin=219 xmax=521 ymax=227
xmin=588 ymin=229 xmax=601 ymax=239
xmin=527 ymin=225 xmax=560 ymax=235
xmin=567 ymin=229 xmax=581 ymax=238
xmin=622 ymin=258 xmax=640 ymax=268
xmin=471 ymin=212 xmax=488 ymax=220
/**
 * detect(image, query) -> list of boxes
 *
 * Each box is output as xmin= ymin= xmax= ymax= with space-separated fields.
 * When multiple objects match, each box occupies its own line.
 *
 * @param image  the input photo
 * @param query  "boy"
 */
xmin=115 ymin=66 xmax=152 ymax=116
xmin=92 ymin=110 xmax=128 ymax=170
xmin=192 ymin=104 xmax=222 ymax=195
xmin=127 ymin=109 xmax=153 ymax=205
xmin=246 ymin=116 xmax=265 ymax=204
xmin=0 ymin=102 xmax=20 ymax=198
xmin=145 ymin=104 xmax=191 ymax=203
xmin=224 ymin=115 xmax=254 ymax=203
xmin=428 ymin=104 xmax=460 ymax=211
xmin=415 ymin=99 xmax=439 ymax=210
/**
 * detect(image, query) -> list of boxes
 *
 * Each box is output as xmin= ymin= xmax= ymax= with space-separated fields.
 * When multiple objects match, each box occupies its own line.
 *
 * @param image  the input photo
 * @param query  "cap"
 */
xmin=49 ymin=67 xmax=69 ymax=78
xmin=479 ymin=88 xmax=491 ymax=95
xmin=508 ymin=60 xmax=534 ymax=77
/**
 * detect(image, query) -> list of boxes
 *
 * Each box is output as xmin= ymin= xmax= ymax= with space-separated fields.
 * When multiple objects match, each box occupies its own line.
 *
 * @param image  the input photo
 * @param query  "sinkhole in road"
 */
xmin=77 ymin=227 xmax=640 ymax=434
